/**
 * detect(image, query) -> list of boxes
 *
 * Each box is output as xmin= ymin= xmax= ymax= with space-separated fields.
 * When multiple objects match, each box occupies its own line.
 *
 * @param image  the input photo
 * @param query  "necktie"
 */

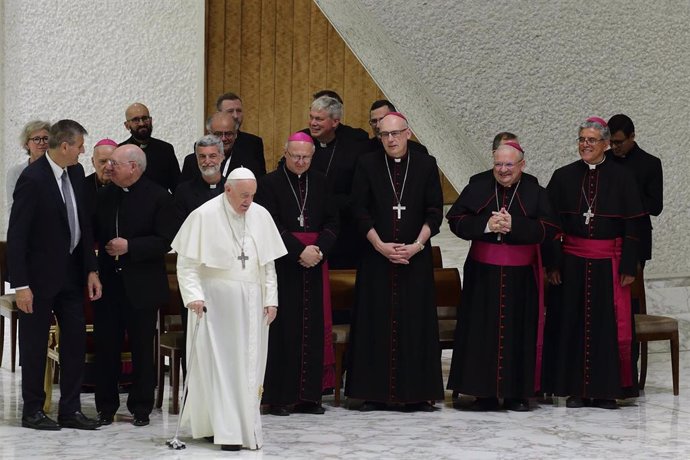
xmin=61 ymin=170 xmax=78 ymax=253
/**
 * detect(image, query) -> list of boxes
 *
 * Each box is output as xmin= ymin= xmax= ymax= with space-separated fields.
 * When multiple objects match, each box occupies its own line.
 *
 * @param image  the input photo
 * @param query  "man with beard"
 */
xmin=119 ymin=102 xmax=180 ymax=193
xmin=303 ymin=95 xmax=369 ymax=269
xmin=367 ymin=100 xmax=428 ymax=155
xmin=345 ymin=112 xmax=444 ymax=412
xmin=543 ymin=116 xmax=646 ymax=410
xmin=84 ymin=138 xmax=117 ymax=215
xmin=256 ymin=132 xmax=339 ymax=416
xmin=446 ymin=141 xmax=559 ymax=411
xmin=92 ymin=144 xmax=179 ymax=426
xmin=180 ymin=112 xmax=264 ymax=181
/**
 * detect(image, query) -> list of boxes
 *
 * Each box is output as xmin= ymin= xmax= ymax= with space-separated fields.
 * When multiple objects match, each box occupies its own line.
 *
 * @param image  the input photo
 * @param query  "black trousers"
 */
xmin=94 ymin=274 xmax=157 ymax=417
xmin=19 ymin=254 xmax=85 ymax=417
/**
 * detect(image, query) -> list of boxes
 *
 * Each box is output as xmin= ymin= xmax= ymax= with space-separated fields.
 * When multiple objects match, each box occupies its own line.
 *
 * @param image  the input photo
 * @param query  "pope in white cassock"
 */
xmin=171 ymin=167 xmax=287 ymax=451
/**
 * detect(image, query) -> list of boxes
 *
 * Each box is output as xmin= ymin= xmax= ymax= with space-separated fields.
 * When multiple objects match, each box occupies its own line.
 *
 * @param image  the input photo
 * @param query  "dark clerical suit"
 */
xmin=345 ymin=150 xmax=445 ymax=404
xmin=120 ymin=137 xmax=180 ymax=193
xmin=93 ymin=176 xmax=179 ymax=418
xmin=256 ymin=165 xmax=339 ymax=406
xmin=7 ymin=154 xmax=98 ymax=418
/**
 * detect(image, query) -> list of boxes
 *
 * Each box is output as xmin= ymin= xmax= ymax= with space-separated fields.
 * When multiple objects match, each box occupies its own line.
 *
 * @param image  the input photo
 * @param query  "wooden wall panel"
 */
xmin=205 ymin=0 xmax=457 ymax=202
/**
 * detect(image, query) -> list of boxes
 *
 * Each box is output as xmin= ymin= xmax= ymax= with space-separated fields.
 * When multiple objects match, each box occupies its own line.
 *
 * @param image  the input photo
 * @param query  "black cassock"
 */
xmin=345 ymin=150 xmax=444 ymax=403
xmin=256 ymin=166 xmax=338 ymax=405
xmin=543 ymin=159 xmax=645 ymax=399
xmin=445 ymin=173 xmax=559 ymax=399
xmin=119 ymin=137 xmax=180 ymax=193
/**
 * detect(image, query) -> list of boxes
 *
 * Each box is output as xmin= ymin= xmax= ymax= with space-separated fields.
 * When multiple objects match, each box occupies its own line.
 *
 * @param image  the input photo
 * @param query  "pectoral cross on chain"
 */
xmin=298 ymin=214 xmax=305 ymax=228
xmin=237 ymin=250 xmax=249 ymax=269
xmin=583 ymin=208 xmax=594 ymax=225
xmin=392 ymin=203 xmax=406 ymax=219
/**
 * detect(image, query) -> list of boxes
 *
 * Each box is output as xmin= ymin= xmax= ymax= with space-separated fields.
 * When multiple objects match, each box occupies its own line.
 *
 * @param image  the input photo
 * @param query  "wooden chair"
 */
xmin=329 ymin=269 xmax=357 ymax=407
xmin=155 ymin=253 xmax=185 ymax=414
xmin=0 ymin=241 xmax=20 ymax=372
xmin=431 ymin=245 xmax=443 ymax=268
xmin=631 ymin=267 xmax=679 ymax=395
xmin=435 ymin=267 xmax=461 ymax=352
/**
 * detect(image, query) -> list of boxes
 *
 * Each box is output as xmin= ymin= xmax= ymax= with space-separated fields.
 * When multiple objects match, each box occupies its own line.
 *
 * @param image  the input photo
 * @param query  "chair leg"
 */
xmin=0 ymin=316 xmax=4 ymax=369
xmin=155 ymin=351 xmax=165 ymax=409
xmin=170 ymin=350 xmax=180 ymax=414
xmin=11 ymin=314 xmax=18 ymax=372
xmin=639 ymin=342 xmax=648 ymax=390
xmin=671 ymin=332 xmax=680 ymax=396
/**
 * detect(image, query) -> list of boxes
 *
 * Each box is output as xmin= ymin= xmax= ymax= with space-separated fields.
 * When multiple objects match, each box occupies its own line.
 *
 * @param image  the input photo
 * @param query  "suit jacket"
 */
xmin=94 ymin=176 xmax=180 ymax=310
xmin=7 ymin=154 xmax=97 ymax=296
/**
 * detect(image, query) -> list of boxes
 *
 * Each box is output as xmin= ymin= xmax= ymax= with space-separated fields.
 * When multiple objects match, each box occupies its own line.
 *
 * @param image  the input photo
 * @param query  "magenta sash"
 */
xmin=292 ymin=232 xmax=335 ymax=390
xmin=469 ymin=241 xmax=545 ymax=392
xmin=562 ymin=235 xmax=632 ymax=387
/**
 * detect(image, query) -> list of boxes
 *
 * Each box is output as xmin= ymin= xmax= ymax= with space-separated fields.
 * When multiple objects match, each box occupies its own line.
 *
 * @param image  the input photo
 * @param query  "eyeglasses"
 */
xmin=577 ymin=137 xmax=604 ymax=145
xmin=286 ymin=151 xmax=313 ymax=162
xmin=378 ymin=128 xmax=408 ymax=140
xmin=107 ymin=159 xmax=136 ymax=167
xmin=493 ymin=159 xmax=524 ymax=169
xmin=29 ymin=136 xmax=49 ymax=144
xmin=212 ymin=131 xmax=237 ymax=139
xmin=128 ymin=116 xmax=151 ymax=124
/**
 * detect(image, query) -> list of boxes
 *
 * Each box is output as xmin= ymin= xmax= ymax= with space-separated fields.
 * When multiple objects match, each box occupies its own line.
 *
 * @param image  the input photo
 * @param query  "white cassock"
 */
xmin=171 ymin=194 xmax=287 ymax=449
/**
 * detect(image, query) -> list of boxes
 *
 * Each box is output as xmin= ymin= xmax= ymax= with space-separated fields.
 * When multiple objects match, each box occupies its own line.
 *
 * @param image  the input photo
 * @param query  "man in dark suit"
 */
xmin=119 ymin=102 xmax=180 ymax=193
xmin=216 ymin=92 xmax=266 ymax=175
xmin=92 ymin=144 xmax=179 ymax=427
xmin=8 ymin=119 xmax=102 ymax=430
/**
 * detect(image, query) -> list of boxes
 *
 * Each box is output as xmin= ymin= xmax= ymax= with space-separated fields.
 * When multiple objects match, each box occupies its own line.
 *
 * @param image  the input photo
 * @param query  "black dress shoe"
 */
xmin=293 ymin=402 xmax=326 ymax=415
xmin=269 ymin=405 xmax=291 ymax=416
xmin=22 ymin=410 xmax=61 ymax=431
xmin=359 ymin=401 xmax=387 ymax=412
xmin=132 ymin=414 xmax=150 ymax=426
xmin=97 ymin=412 xmax=114 ymax=426
xmin=592 ymin=398 xmax=619 ymax=410
xmin=468 ymin=397 xmax=500 ymax=411
xmin=405 ymin=402 xmax=437 ymax=412
xmin=504 ymin=398 xmax=530 ymax=412
xmin=58 ymin=411 xmax=99 ymax=430
xmin=221 ymin=444 xmax=242 ymax=451
xmin=566 ymin=396 xmax=585 ymax=408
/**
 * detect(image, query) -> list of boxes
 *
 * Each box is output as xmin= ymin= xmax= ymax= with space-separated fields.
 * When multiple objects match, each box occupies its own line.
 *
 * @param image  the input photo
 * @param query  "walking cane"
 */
xmin=166 ymin=306 xmax=207 ymax=450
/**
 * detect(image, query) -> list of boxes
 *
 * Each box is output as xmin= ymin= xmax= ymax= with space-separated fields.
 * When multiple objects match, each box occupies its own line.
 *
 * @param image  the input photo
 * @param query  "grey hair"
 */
xmin=310 ymin=96 xmax=343 ymax=120
xmin=579 ymin=120 xmax=610 ymax=140
xmin=284 ymin=140 xmax=316 ymax=153
xmin=20 ymin=120 xmax=51 ymax=153
xmin=123 ymin=145 xmax=147 ymax=172
xmin=205 ymin=113 xmax=239 ymax=132
xmin=196 ymin=134 xmax=223 ymax=156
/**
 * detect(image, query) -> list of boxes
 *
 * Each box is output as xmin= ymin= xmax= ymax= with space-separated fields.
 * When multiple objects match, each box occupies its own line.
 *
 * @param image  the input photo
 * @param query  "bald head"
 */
xmin=107 ymin=144 xmax=147 ymax=188
xmin=92 ymin=143 xmax=117 ymax=184
xmin=124 ymin=102 xmax=153 ymax=142
xmin=206 ymin=111 xmax=238 ymax=155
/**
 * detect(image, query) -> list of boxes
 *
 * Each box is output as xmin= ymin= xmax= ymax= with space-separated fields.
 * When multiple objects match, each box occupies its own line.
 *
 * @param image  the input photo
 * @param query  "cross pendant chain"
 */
xmin=392 ymin=203 xmax=406 ymax=219
xmin=237 ymin=250 xmax=249 ymax=269
xmin=298 ymin=214 xmax=305 ymax=228
xmin=583 ymin=208 xmax=594 ymax=225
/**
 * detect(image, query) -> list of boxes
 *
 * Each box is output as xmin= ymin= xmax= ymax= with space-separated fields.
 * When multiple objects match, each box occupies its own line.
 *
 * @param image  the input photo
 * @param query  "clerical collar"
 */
xmin=122 ymin=187 xmax=129 ymax=192
xmin=209 ymin=184 xmax=216 ymax=189
xmin=386 ymin=152 xmax=409 ymax=164
xmin=317 ymin=136 xmax=336 ymax=148
xmin=584 ymin=156 xmax=606 ymax=170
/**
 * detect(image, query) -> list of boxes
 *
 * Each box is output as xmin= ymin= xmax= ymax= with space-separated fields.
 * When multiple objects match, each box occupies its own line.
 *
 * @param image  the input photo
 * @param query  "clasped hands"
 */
xmin=377 ymin=241 xmax=421 ymax=265
xmin=299 ymin=245 xmax=322 ymax=268
xmin=105 ymin=237 xmax=128 ymax=257
xmin=488 ymin=208 xmax=512 ymax=235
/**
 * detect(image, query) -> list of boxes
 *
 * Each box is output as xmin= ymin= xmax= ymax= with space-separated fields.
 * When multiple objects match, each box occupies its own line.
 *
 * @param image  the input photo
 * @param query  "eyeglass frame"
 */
xmin=577 ymin=137 xmax=605 ymax=145
xmin=212 ymin=131 xmax=238 ymax=139
xmin=28 ymin=136 xmax=49 ymax=144
xmin=285 ymin=150 xmax=314 ymax=162
xmin=127 ymin=116 xmax=152 ymax=124
xmin=378 ymin=128 xmax=409 ymax=140
xmin=107 ymin=159 xmax=137 ymax=168
xmin=493 ymin=159 xmax=524 ymax=169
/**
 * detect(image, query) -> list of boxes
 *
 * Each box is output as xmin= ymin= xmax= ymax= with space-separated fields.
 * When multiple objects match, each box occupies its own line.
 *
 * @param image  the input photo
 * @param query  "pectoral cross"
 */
xmin=237 ymin=250 xmax=249 ymax=269
xmin=392 ymin=203 xmax=406 ymax=219
xmin=298 ymin=214 xmax=305 ymax=228
xmin=583 ymin=208 xmax=594 ymax=225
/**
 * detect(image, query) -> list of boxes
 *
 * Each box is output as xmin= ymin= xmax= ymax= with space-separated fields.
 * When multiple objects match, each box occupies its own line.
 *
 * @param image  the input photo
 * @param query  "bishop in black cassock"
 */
xmin=345 ymin=113 xmax=444 ymax=411
xmin=543 ymin=117 xmax=646 ymax=409
xmin=255 ymin=132 xmax=339 ymax=416
xmin=446 ymin=141 xmax=559 ymax=412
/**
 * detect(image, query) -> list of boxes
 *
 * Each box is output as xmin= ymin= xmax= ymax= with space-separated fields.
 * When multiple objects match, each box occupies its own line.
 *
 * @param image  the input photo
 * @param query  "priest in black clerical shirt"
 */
xmin=119 ymin=102 xmax=180 ymax=193
xmin=255 ymin=132 xmax=339 ymax=416
xmin=84 ymin=138 xmax=116 ymax=216
xmin=175 ymin=135 xmax=225 ymax=220
xmin=345 ymin=112 xmax=444 ymax=412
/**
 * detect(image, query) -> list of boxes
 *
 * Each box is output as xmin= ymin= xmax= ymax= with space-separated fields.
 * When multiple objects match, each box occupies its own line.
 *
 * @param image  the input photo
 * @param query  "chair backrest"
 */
xmin=630 ymin=265 xmax=647 ymax=315
xmin=434 ymin=267 xmax=461 ymax=319
xmin=431 ymin=246 xmax=443 ymax=268
xmin=329 ymin=269 xmax=357 ymax=311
